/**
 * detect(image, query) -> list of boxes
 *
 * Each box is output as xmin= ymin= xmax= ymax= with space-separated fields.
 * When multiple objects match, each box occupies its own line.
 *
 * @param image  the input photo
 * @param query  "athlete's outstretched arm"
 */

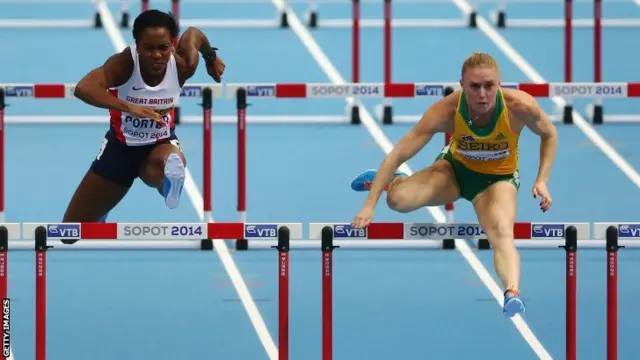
xmin=175 ymin=27 xmax=225 ymax=83
xmin=74 ymin=49 xmax=134 ymax=112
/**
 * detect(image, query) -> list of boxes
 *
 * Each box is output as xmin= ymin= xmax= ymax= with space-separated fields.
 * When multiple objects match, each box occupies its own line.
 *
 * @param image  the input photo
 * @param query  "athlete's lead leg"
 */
xmin=139 ymin=142 xmax=187 ymax=209
xmin=351 ymin=160 xmax=461 ymax=212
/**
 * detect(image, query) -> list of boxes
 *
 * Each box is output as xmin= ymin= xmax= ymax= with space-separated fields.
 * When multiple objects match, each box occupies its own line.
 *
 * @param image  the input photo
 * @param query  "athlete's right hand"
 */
xmin=352 ymin=204 xmax=375 ymax=229
xmin=127 ymin=105 xmax=163 ymax=122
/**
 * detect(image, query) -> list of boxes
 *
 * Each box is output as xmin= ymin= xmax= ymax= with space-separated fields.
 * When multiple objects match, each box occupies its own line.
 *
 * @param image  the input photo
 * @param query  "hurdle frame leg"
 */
xmin=35 ymin=226 xmax=48 ymax=360
xmin=321 ymin=226 xmax=339 ymax=360
xmin=236 ymin=88 xmax=248 ymax=250
xmin=606 ymin=226 xmax=622 ymax=360
xmin=271 ymin=227 xmax=290 ymax=360
xmin=560 ymin=226 xmax=577 ymax=360
xmin=0 ymin=89 xmax=4 ymax=223
xmin=0 ymin=226 xmax=7 ymax=360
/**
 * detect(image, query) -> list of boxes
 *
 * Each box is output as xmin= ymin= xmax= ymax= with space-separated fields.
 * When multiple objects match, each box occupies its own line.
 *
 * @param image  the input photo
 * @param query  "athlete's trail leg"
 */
xmin=472 ymin=180 xmax=524 ymax=317
xmin=139 ymin=142 xmax=187 ymax=209
xmin=63 ymin=170 xmax=130 ymax=222
xmin=386 ymin=160 xmax=460 ymax=212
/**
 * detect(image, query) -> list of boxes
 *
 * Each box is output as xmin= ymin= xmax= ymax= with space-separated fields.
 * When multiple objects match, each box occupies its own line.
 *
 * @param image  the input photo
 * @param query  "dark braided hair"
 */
xmin=132 ymin=10 xmax=179 ymax=42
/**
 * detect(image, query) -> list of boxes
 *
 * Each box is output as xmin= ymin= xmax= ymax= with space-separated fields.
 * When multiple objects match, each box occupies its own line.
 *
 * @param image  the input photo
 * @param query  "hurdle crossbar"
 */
xmin=2 ymin=222 xmax=640 ymax=250
xmin=158 ymin=0 xmax=290 ymax=28
xmin=10 ymin=222 xmax=302 ymax=250
xmin=0 ymin=0 xmax=130 ymax=29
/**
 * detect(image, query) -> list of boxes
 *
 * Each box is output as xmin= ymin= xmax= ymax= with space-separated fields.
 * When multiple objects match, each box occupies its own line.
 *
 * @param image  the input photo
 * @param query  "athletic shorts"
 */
xmin=90 ymin=130 xmax=180 ymax=188
xmin=435 ymin=145 xmax=520 ymax=202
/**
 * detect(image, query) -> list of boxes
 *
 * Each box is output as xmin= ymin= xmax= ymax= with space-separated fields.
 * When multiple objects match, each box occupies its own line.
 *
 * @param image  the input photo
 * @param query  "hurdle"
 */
xmin=314 ymin=0 xmax=476 ymax=125
xmin=490 ymin=0 xmax=640 ymax=124
xmin=0 ymin=0 xmax=130 ymax=28
xmin=144 ymin=0 xmax=290 ymax=29
xmin=312 ymin=221 xmax=636 ymax=360
xmin=305 ymin=0 xmax=477 ymax=28
xmin=1 ymin=222 xmax=298 ymax=360
xmin=492 ymin=0 xmax=640 ymax=29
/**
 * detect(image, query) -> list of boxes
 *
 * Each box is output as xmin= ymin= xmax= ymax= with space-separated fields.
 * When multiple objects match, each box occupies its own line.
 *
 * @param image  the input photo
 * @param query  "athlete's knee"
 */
xmin=143 ymin=161 xmax=163 ymax=181
xmin=386 ymin=180 xmax=423 ymax=213
xmin=141 ymin=147 xmax=185 ymax=184
xmin=485 ymin=220 xmax=516 ymax=250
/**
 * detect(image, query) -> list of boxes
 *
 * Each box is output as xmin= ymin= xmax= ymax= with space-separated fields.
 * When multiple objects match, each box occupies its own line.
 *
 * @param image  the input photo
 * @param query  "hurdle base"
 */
xmin=382 ymin=105 xmax=392 ymax=125
xmin=443 ymin=239 xmax=455 ymax=249
xmin=201 ymin=239 xmax=214 ymax=250
xmin=478 ymin=239 xmax=491 ymax=250
xmin=593 ymin=105 xmax=603 ymax=125
xmin=280 ymin=12 xmax=289 ymax=28
xmin=236 ymin=238 xmax=249 ymax=250
xmin=351 ymin=105 xmax=361 ymax=124
xmin=308 ymin=11 xmax=318 ymax=28
xmin=469 ymin=12 xmax=477 ymax=28
xmin=497 ymin=11 xmax=506 ymax=28
xmin=121 ymin=12 xmax=129 ymax=28
xmin=94 ymin=12 xmax=102 ymax=28
xmin=563 ymin=105 xmax=573 ymax=124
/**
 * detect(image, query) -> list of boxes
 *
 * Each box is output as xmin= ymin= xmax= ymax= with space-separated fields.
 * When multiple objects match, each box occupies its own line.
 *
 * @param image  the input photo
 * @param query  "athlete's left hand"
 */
xmin=532 ymin=181 xmax=552 ymax=212
xmin=206 ymin=57 xmax=225 ymax=83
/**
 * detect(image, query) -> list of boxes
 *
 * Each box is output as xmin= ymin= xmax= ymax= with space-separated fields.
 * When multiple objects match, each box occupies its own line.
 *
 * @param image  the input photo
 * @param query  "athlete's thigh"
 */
xmin=63 ymin=170 xmax=130 ymax=222
xmin=472 ymin=180 xmax=518 ymax=246
xmin=394 ymin=159 xmax=461 ymax=207
xmin=63 ymin=135 xmax=135 ymax=222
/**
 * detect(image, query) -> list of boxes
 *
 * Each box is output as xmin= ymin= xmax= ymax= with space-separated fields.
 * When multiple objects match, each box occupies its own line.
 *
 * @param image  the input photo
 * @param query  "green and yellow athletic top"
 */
xmin=449 ymin=89 xmax=519 ymax=175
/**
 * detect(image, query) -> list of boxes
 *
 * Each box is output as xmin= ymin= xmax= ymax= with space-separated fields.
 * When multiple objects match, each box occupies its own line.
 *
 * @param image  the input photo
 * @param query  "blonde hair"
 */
xmin=461 ymin=52 xmax=499 ymax=77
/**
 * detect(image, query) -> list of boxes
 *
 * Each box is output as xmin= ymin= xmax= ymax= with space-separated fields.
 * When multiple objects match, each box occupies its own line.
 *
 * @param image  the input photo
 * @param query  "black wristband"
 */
xmin=202 ymin=47 xmax=218 ymax=64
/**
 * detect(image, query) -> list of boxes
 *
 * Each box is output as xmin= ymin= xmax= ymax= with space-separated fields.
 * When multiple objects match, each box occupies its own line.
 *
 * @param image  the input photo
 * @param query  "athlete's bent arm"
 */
xmin=362 ymin=99 xmax=452 ymax=209
xmin=515 ymin=92 xmax=558 ymax=210
xmin=174 ymin=27 xmax=224 ymax=82
xmin=74 ymin=49 xmax=134 ymax=112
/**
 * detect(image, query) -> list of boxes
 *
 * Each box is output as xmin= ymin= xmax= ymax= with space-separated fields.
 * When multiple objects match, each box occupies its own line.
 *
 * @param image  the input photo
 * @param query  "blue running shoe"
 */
xmin=350 ymin=169 xmax=407 ymax=192
xmin=163 ymin=153 xmax=185 ymax=209
xmin=503 ymin=289 xmax=526 ymax=318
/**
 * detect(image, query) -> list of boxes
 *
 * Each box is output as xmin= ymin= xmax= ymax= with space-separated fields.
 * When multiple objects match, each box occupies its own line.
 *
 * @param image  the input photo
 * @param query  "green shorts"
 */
xmin=435 ymin=147 xmax=520 ymax=202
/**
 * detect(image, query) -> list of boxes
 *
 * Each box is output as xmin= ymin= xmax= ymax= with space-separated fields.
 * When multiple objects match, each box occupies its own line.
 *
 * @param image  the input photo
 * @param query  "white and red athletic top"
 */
xmin=108 ymin=44 xmax=181 ymax=146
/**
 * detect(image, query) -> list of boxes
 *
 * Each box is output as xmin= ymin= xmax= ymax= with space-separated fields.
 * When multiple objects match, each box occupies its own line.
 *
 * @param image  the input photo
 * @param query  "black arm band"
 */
xmin=202 ymin=47 xmax=218 ymax=64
